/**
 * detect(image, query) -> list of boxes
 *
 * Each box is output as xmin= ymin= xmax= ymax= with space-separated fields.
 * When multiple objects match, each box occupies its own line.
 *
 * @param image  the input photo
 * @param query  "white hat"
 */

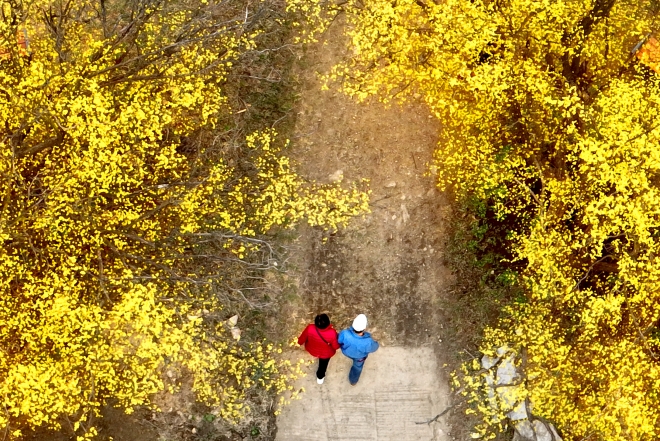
xmin=352 ymin=314 xmax=368 ymax=332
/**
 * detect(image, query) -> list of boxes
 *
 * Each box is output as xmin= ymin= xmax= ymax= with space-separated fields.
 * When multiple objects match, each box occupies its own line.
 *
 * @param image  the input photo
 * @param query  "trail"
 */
xmin=276 ymin=19 xmax=456 ymax=441
xmin=277 ymin=348 xmax=449 ymax=441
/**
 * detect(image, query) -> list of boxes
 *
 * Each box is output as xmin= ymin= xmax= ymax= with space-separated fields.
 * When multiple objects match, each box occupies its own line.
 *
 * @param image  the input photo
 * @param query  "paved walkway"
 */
xmin=276 ymin=347 xmax=451 ymax=441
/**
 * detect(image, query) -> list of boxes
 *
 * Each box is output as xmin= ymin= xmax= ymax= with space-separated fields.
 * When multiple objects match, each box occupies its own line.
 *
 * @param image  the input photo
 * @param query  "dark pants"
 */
xmin=317 ymin=358 xmax=330 ymax=379
xmin=349 ymin=357 xmax=366 ymax=384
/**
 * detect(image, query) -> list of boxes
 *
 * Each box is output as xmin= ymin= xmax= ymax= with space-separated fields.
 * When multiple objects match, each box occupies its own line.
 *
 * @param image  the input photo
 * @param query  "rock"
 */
xmin=513 ymin=419 xmax=562 ymax=441
xmin=549 ymin=423 xmax=563 ymax=441
xmin=533 ymin=420 xmax=553 ymax=441
xmin=228 ymin=315 xmax=239 ymax=326
xmin=385 ymin=181 xmax=397 ymax=188
xmin=401 ymin=204 xmax=410 ymax=223
xmin=496 ymin=354 xmax=517 ymax=385
xmin=496 ymin=384 xmax=518 ymax=410
xmin=231 ymin=327 xmax=241 ymax=341
xmin=481 ymin=354 xmax=499 ymax=369
xmin=514 ymin=420 xmax=535 ymax=441
xmin=329 ymin=170 xmax=344 ymax=182
xmin=480 ymin=346 xmax=562 ymax=441
xmin=484 ymin=373 xmax=498 ymax=410
xmin=506 ymin=400 xmax=528 ymax=421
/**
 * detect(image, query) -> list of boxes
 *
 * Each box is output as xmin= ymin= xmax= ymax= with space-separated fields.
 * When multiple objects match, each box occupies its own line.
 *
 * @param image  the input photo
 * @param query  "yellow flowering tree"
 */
xmin=292 ymin=0 xmax=660 ymax=439
xmin=0 ymin=0 xmax=368 ymax=439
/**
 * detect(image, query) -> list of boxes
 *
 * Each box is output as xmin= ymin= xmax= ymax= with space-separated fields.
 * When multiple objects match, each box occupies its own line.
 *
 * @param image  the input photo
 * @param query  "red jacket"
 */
xmin=298 ymin=324 xmax=340 ymax=359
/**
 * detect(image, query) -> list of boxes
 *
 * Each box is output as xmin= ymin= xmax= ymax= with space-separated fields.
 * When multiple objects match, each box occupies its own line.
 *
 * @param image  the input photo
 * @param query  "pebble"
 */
xmin=329 ymin=170 xmax=344 ymax=182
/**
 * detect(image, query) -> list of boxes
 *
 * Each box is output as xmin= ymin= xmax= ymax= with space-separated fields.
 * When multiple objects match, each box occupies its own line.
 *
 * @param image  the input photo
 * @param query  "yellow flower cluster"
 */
xmin=285 ymin=0 xmax=339 ymax=43
xmin=0 ymin=0 xmax=369 ymax=439
xmin=291 ymin=0 xmax=660 ymax=439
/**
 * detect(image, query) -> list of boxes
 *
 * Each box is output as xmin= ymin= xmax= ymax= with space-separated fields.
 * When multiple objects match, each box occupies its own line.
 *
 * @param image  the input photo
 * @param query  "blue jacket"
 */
xmin=338 ymin=328 xmax=379 ymax=360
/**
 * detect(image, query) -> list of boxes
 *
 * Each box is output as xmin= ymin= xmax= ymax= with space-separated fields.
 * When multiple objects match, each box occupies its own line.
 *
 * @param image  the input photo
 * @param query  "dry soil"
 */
xmin=277 ymin=17 xmax=457 ymax=441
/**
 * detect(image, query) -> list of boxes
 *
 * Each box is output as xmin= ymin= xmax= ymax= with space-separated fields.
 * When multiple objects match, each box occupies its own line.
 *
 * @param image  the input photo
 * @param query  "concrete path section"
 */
xmin=276 ymin=347 xmax=451 ymax=441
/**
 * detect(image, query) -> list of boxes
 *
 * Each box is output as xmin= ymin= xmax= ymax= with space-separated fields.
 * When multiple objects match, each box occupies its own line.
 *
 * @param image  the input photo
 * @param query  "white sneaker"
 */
xmin=317 ymin=377 xmax=324 ymax=384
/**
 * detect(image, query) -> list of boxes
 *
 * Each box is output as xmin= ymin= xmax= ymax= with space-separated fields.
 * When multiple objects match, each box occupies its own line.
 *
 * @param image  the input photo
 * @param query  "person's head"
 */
xmin=315 ymin=313 xmax=331 ymax=330
xmin=352 ymin=314 xmax=368 ymax=334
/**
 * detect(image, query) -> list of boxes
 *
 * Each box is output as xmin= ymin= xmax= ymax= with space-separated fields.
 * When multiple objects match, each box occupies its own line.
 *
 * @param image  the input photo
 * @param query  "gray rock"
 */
xmin=514 ymin=420 xmax=535 ymax=441
xmin=329 ymin=170 xmax=343 ymax=182
xmin=401 ymin=204 xmax=410 ymax=223
xmin=481 ymin=354 xmax=499 ymax=369
xmin=479 ymin=346 xmax=562 ymax=441
xmin=496 ymin=354 xmax=517 ymax=385
xmin=533 ymin=420 xmax=553 ymax=441
xmin=548 ymin=423 xmax=563 ymax=441
xmin=496 ymin=385 xmax=520 ymax=421
xmin=484 ymin=372 xmax=495 ymax=387
xmin=506 ymin=400 xmax=528 ymax=421
xmin=513 ymin=418 xmax=562 ymax=441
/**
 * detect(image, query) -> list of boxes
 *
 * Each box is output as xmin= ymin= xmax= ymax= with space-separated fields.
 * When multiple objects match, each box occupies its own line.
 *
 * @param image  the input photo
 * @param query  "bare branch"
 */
xmin=14 ymin=130 xmax=65 ymax=158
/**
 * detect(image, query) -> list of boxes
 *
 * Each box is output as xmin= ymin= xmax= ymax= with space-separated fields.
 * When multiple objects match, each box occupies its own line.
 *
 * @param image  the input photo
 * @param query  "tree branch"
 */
xmin=14 ymin=130 xmax=65 ymax=158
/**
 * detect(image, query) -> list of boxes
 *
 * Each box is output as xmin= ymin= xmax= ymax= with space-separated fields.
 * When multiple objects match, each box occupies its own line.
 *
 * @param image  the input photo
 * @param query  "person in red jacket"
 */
xmin=297 ymin=313 xmax=340 ymax=384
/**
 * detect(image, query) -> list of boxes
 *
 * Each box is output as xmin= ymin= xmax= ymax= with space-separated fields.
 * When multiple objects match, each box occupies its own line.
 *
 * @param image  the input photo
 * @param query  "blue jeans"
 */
xmin=349 ymin=357 xmax=366 ymax=384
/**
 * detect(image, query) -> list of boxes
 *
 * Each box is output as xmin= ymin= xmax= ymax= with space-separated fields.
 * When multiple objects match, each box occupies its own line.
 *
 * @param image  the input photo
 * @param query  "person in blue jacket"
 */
xmin=338 ymin=314 xmax=379 ymax=385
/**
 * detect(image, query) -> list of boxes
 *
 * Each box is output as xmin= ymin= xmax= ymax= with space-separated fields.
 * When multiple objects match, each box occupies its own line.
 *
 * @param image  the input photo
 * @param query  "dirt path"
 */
xmin=277 ymin=20 xmax=457 ymax=441
xmin=276 ymin=348 xmax=450 ymax=441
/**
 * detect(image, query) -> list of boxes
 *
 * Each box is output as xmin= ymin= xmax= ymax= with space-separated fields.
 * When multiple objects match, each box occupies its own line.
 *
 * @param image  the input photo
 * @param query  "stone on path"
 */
xmin=276 ymin=347 xmax=451 ymax=441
